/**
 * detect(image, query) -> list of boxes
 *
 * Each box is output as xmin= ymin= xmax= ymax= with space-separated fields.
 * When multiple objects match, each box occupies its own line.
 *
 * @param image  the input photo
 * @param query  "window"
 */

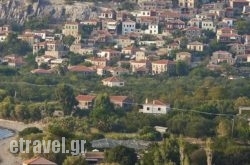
xmin=158 ymin=108 xmax=161 ymax=111
xmin=147 ymin=107 xmax=150 ymax=110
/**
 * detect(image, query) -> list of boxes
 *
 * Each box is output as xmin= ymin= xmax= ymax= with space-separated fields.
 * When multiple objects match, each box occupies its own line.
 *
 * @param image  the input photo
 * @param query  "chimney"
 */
xmin=145 ymin=98 xmax=148 ymax=104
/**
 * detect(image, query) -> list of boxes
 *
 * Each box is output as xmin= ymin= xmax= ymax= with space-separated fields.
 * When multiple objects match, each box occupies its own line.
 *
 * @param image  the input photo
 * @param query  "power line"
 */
xmin=0 ymin=81 xmax=247 ymax=120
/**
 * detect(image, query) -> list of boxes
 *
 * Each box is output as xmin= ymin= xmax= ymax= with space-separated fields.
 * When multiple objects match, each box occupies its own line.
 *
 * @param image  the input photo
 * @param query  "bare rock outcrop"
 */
xmin=0 ymin=0 xmax=94 ymax=24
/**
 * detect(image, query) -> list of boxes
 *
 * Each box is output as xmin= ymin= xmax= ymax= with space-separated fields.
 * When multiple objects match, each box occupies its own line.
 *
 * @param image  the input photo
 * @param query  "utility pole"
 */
xmin=231 ymin=117 xmax=235 ymax=138
xmin=205 ymin=138 xmax=213 ymax=165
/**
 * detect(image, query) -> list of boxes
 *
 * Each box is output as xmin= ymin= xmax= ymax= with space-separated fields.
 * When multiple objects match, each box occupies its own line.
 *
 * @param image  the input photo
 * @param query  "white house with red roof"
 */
xmin=76 ymin=95 xmax=97 ymax=109
xmin=76 ymin=95 xmax=132 ymax=109
xmin=109 ymin=95 xmax=132 ymax=109
xmin=139 ymin=99 xmax=170 ymax=114
xmin=102 ymin=76 xmax=125 ymax=87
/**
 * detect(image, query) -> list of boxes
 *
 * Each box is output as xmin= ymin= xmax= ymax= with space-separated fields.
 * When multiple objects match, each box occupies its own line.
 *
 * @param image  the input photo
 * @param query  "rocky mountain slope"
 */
xmin=0 ymin=0 xmax=94 ymax=24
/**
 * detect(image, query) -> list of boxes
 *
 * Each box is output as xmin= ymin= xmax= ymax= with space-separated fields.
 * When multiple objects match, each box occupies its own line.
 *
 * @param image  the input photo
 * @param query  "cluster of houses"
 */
xmin=1 ymin=0 xmax=250 ymax=113
xmin=1 ymin=0 xmax=250 ymax=75
xmin=75 ymin=94 xmax=171 ymax=114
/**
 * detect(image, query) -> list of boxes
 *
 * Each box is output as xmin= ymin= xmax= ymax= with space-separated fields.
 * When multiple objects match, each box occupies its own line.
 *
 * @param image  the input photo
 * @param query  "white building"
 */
xmin=247 ymin=55 xmax=250 ymax=62
xmin=222 ymin=18 xmax=234 ymax=27
xmin=102 ymin=76 xmax=125 ymax=87
xmin=122 ymin=20 xmax=136 ymax=35
xmin=145 ymin=24 xmax=158 ymax=34
xmin=201 ymin=20 xmax=216 ymax=32
xmin=139 ymin=99 xmax=170 ymax=114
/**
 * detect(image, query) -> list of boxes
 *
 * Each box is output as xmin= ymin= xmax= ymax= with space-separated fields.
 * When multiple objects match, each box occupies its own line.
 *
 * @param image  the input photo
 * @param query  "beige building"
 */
xmin=85 ymin=57 xmax=107 ymax=67
xmin=176 ymin=52 xmax=192 ymax=65
xmin=130 ymin=60 xmax=151 ymax=73
xmin=201 ymin=20 xmax=216 ymax=32
xmin=152 ymin=60 xmax=175 ymax=75
xmin=45 ymin=41 xmax=67 ymax=59
xmin=116 ymin=36 xmax=135 ymax=48
xmin=179 ymin=0 xmax=197 ymax=8
xmin=70 ymin=44 xmax=95 ymax=55
xmin=187 ymin=41 xmax=204 ymax=52
xmin=135 ymin=50 xmax=147 ymax=61
xmin=210 ymin=51 xmax=235 ymax=65
xmin=62 ymin=22 xmax=81 ymax=43
xmin=62 ymin=22 xmax=80 ymax=37
xmin=97 ymin=49 xmax=121 ymax=61
xmin=102 ymin=76 xmax=125 ymax=87
xmin=33 ymin=42 xmax=47 ymax=54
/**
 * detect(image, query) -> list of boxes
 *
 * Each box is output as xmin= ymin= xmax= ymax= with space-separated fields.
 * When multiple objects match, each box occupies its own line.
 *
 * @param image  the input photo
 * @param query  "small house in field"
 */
xmin=102 ymin=76 xmax=125 ymax=87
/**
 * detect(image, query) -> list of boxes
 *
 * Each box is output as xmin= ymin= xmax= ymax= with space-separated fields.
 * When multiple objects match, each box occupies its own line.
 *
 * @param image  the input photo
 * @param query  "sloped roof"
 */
xmin=84 ymin=151 xmax=105 ymax=160
xmin=68 ymin=65 xmax=94 ymax=72
xmin=188 ymin=41 xmax=203 ymax=45
xmin=102 ymin=76 xmax=124 ymax=83
xmin=152 ymin=59 xmax=175 ymax=65
xmin=31 ymin=69 xmax=53 ymax=74
xmin=76 ymin=95 xmax=96 ymax=102
xmin=23 ymin=157 xmax=56 ymax=165
xmin=91 ymin=138 xmax=151 ymax=150
xmin=110 ymin=96 xmax=128 ymax=103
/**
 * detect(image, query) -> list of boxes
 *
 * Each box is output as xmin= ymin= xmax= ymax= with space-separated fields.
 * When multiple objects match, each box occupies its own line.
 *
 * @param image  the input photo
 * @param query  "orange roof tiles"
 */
xmin=23 ymin=157 xmax=56 ymax=165
xmin=152 ymin=59 xmax=175 ymax=65
xmin=76 ymin=95 xmax=96 ymax=102
xmin=68 ymin=65 xmax=94 ymax=72
xmin=110 ymin=96 xmax=128 ymax=103
xmin=102 ymin=76 xmax=124 ymax=83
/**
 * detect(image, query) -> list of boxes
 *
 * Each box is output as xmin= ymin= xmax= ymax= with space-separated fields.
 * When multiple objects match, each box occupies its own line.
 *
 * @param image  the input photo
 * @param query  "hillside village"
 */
xmin=0 ymin=0 xmax=250 ymax=165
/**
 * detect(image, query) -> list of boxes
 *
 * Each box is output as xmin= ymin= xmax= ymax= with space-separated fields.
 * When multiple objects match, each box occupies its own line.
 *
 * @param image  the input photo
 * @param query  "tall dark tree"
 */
xmin=90 ymin=93 xmax=115 ymax=132
xmin=105 ymin=145 xmax=137 ymax=165
xmin=55 ymin=84 xmax=78 ymax=115
xmin=176 ymin=61 xmax=189 ymax=76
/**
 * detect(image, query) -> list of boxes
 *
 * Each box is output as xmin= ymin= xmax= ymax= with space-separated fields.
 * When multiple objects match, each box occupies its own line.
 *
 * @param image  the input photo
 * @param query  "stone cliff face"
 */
xmin=0 ymin=0 xmax=94 ymax=24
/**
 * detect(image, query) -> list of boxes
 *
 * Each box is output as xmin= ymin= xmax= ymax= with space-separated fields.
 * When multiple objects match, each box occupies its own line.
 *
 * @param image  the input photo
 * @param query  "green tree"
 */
xmin=216 ymin=119 xmax=231 ymax=137
xmin=90 ymin=93 xmax=115 ymax=132
xmin=69 ymin=52 xmax=84 ymax=65
xmin=236 ymin=19 xmax=250 ymax=35
xmin=63 ymin=35 xmax=75 ymax=47
xmin=14 ymin=104 xmax=29 ymax=121
xmin=141 ymin=136 xmax=180 ymax=165
xmin=63 ymin=156 xmax=87 ymax=165
xmin=55 ymin=84 xmax=78 ymax=115
xmin=19 ymin=127 xmax=42 ymax=137
xmin=176 ymin=61 xmax=189 ymax=76
xmin=105 ymin=145 xmax=137 ymax=165
xmin=190 ymin=149 xmax=206 ymax=165
xmin=91 ymin=93 xmax=114 ymax=120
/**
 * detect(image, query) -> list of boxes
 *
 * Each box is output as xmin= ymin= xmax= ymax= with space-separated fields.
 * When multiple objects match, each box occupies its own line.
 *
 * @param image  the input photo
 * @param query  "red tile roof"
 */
xmin=23 ymin=157 xmax=56 ymax=165
xmin=68 ymin=65 xmax=94 ymax=73
xmin=102 ymin=76 xmax=124 ymax=83
xmin=188 ymin=41 xmax=203 ymax=45
xmin=110 ymin=96 xmax=128 ymax=103
xmin=152 ymin=59 xmax=175 ymax=65
xmin=31 ymin=69 xmax=53 ymax=74
xmin=76 ymin=95 xmax=96 ymax=102
xmin=84 ymin=151 xmax=105 ymax=160
xmin=145 ymin=99 xmax=167 ymax=106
